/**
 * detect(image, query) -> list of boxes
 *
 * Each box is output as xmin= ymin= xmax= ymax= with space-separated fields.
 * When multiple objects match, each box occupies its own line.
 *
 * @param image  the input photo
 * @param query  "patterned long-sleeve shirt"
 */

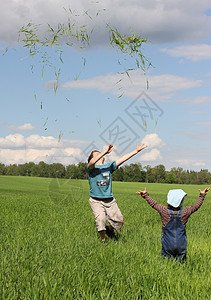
xmin=142 ymin=192 xmax=206 ymax=229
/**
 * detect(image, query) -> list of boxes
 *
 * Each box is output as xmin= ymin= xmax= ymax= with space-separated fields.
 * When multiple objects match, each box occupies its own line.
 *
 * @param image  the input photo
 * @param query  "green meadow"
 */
xmin=0 ymin=176 xmax=210 ymax=299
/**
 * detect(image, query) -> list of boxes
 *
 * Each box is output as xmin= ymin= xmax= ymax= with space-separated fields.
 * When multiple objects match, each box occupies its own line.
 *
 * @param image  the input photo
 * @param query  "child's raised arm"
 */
xmin=88 ymin=143 xmax=113 ymax=169
xmin=136 ymin=188 xmax=147 ymax=197
xmin=136 ymin=187 xmax=166 ymax=214
xmin=199 ymin=187 xmax=210 ymax=195
xmin=116 ymin=143 xmax=147 ymax=167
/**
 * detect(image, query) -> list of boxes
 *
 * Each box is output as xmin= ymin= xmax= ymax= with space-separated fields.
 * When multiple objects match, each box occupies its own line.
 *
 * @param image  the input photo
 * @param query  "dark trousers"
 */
xmin=161 ymin=209 xmax=187 ymax=262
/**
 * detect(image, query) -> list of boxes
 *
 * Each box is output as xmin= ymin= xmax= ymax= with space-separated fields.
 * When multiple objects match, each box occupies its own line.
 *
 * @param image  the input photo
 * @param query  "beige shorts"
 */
xmin=89 ymin=197 xmax=124 ymax=232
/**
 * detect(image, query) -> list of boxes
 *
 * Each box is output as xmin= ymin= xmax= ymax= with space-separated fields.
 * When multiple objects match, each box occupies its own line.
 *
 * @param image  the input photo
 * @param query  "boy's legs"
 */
xmin=105 ymin=198 xmax=124 ymax=233
xmin=89 ymin=197 xmax=123 ymax=241
xmin=105 ymin=224 xmax=116 ymax=239
xmin=99 ymin=230 xmax=106 ymax=241
xmin=89 ymin=197 xmax=107 ymax=241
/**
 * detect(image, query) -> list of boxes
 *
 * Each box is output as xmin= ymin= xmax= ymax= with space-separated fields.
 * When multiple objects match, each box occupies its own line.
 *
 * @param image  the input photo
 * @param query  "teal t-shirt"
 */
xmin=88 ymin=161 xmax=118 ymax=198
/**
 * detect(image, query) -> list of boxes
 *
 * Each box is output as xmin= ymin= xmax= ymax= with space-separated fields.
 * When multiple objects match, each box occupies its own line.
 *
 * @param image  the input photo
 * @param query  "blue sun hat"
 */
xmin=167 ymin=189 xmax=187 ymax=208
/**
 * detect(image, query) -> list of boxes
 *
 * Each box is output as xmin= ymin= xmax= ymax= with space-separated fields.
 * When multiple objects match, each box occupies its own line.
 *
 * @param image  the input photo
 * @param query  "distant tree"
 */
xmin=120 ymin=163 xmax=145 ymax=182
xmin=180 ymin=170 xmax=190 ymax=184
xmin=27 ymin=162 xmax=36 ymax=176
xmin=171 ymin=167 xmax=183 ymax=184
xmin=197 ymin=169 xmax=210 ymax=184
xmin=77 ymin=162 xmax=88 ymax=179
xmin=112 ymin=167 xmax=124 ymax=181
xmin=66 ymin=164 xmax=80 ymax=179
xmin=1 ymin=160 xmax=210 ymax=184
xmin=17 ymin=162 xmax=35 ymax=176
xmin=189 ymin=170 xmax=198 ymax=184
xmin=31 ymin=164 xmax=40 ymax=177
xmin=130 ymin=163 xmax=146 ymax=182
xmin=0 ymin=163 xmax=6 ymax=175
xmin=152 ymin=164 xmax=166 ymax=183
xmin=144 ymin=165 xmax=155 ymax=183
xmin=166 ymin=172 xmax=177 ymax=184
xmin=36 ymin=161 xmax=49 ymax=177
xmin=122 ymin=165 xmax=133 ymax=182
xmin=6 ymin=164 xmax=19 ymax=176
xmin=48 ymin=163 xmax=65 ymax=178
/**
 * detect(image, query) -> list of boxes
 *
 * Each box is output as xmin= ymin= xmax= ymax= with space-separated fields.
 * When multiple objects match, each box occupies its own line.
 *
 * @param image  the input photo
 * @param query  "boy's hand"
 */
xmin=115 ymin=142 xmax=147 ymax=167
xmin=199 ymin=187 xmax=210 ymax=195
xmin=136 ymin=188 xmax=147 ymax=196
xmin=105 ymin=143 xmax=113 ymax=154
xmin=136 ymin=143 xmax=148 ymax=153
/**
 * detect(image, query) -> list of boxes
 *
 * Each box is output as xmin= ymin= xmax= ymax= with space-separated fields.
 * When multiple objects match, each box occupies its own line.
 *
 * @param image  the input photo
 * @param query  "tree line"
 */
xmin=0 ymin=161 xmax=210 ymax=185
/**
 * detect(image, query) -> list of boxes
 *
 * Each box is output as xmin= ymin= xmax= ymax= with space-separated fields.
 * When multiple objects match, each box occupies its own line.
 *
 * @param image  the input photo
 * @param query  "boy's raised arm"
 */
xmin=88 ymin=143 xmax=113 ymax=169
xmin=116 ymin=143 xmax=147 ymax=167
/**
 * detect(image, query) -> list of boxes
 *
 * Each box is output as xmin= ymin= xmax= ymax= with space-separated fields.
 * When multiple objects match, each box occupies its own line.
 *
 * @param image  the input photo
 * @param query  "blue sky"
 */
xmin=0 ymin=0 xmax=211 ymax=171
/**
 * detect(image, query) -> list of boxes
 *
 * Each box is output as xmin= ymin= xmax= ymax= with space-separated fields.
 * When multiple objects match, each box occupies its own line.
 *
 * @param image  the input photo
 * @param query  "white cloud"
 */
xmin=25 ymin=135 xmax=59 ymax=149
xmin=8 ymin=123 xmax=37 ymax=131
xmin=1 ymin=0 xmax=211 ymax=45
xmin=175 ymin=159 xmax=206 ymax=168
xmin=188 ymin=110 xmax=210 ymax=115
xmin=140 ymin=148 xmax=162 ymax=162
xmin=162 ymin=44 xmax=211 ymax=61
xmin=138 ymin=133 xmax=165 ymax=162
xmin=193 ymin=162 xmax=206 ymax=167
xmin=194 ymin=121 xmax=211 ymax=127
xmin=60 ymin=71 xmax=202 ymax=101
xmin=141 ymin=133 xmax=165 ymax=148
xmin=0 ymin=148 xmax=82 ymax=165
xmin=0 ymin=132 xmax=166 ymax=165
xmin=0 ymin=134 xmax=26 ymax=149
xmin=0 ymin=134 xmax=86 ymax=165
xmin=183 ymin=96 xmax=211 ymax=105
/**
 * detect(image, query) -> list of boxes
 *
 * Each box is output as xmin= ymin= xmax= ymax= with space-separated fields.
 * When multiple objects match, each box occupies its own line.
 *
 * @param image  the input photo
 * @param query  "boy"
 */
xmin=136 ymin=187 xmax=210 ymax=262
xmin=88 ymin=142 xmax=147 ymax=241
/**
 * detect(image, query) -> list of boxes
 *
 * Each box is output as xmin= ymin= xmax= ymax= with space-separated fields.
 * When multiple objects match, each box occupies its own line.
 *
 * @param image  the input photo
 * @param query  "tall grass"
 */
xmin=0 ymin=176 xmax=210 ymax=299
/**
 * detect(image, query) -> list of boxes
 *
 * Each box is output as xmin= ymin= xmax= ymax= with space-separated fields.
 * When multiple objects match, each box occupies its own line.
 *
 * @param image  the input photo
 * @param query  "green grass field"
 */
xmin=0 ymin=176 xmax=210 ymax=299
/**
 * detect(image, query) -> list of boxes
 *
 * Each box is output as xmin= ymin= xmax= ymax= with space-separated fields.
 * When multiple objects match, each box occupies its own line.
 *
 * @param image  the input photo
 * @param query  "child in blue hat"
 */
xmin=136 ymin=187 xmax=210 ymax=262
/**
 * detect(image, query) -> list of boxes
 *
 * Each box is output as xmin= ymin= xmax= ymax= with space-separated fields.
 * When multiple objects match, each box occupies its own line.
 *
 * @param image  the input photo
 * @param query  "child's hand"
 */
xmin=105 ymin=143 xmax=113 ymax=154
xmin=136 ymin=143 xmax=148 ymax=153
xmin=136 ymin=188 xmax=147 ymax=196
xmin=199 ymin=187 xmax=210 ymax=195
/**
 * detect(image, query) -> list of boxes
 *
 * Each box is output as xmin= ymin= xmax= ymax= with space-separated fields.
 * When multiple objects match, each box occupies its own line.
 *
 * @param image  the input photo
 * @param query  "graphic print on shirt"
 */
xmin=97 ymin=171 xmax=110 ymax=187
